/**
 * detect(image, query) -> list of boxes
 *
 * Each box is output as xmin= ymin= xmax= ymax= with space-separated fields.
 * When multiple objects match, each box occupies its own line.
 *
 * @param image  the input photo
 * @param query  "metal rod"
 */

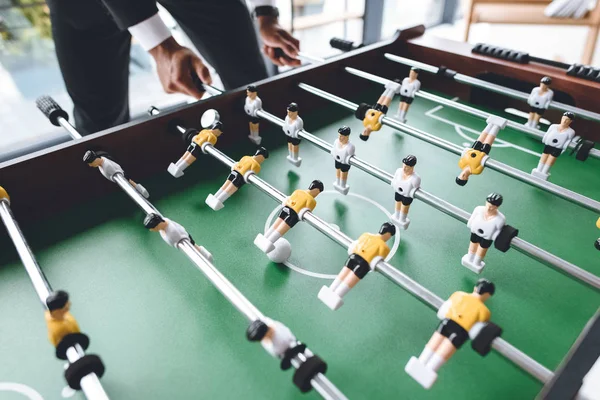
xmin=57 ymin=116 xmax=83 ymax=140
xmin=66 ymin=346 xmax=110 ymax=400
xmin=255 ymin=103 xmax=600 ymax=289
xmin=0 ymin=199 xmax=109 ymax=399
xmin=297 ymin=51 xmax=326 ymax=64
xmin=112 ymin=174 xmax=161 ymax=216
xmin=0 ymin=200 xmax=52 ymax=302
xmin=492 ymin=338 xmax=553 ymax=383
xmin=178 ymin=240 xmax=264 ymax=322
xmin=344 ymin=67 xmax=600 ymax=161
xmin=297 ymin=82 xmax=600 ymax=214
xmin=384 ymin=53 xmax=600 ymax=124
xmin=202 ymin=84 xmax=223 ymax=97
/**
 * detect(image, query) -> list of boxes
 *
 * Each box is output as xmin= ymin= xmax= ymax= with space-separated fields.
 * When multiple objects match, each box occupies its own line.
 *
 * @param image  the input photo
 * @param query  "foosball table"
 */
xmin=0 ymin=25 xmax=599 ymax=400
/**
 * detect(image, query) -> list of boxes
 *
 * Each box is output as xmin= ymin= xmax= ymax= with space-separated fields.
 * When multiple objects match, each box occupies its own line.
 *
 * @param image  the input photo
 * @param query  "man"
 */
xmin=245 ymin=85 xmax=263 ymax=145
xmin=405 ymin=279 xmax=495 ymax=389
xmin=254 ymin=180 xmax=324 ymax=254
xmin=456 ymin=116 xmax=507 ymax=186
xmin=46 ymin=0 xmax=300 ymax=135
xmin=397 ymin=67 xmax=421 ymax=122
xmin=330 ymin=126 xmax=355 ymax=195
xmin=246 ymin=318 xmax=297 ymax=359
xmin=391 ymin=155 xmax=420 ymax=230
xmin=531 ymin=112 xmax=576 ymax=180
xmin=168 ymin=121 xmax=223 ymax=178
xmin=206 ymin=147 xmax=269 ymax=210
xmin=462 ymin=193 xmax=506 ymax=273
xmin=144 ymin=213 xmax=213 ymax=261
xmin=83 ymin=150 xmax=150 ymax=198
xmin=282 ymin=102 xmax=304 ymax=166
xmin=525 ymin=76 xmax=554 ymax=128
xmin=318 ymin=222 xmax=396 ymax=310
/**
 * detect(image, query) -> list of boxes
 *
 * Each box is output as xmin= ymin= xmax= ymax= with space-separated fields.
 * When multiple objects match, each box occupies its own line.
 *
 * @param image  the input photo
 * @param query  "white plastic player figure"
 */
xmin=531 ymin=112 xmax=576 ymax=180
xmin=330 ymin=126 xmax=355 ymax=195
xmin=318 ymin=222 xmax=396 ymax=310
xmin=456 ymin=115 xmax=507 ymax=186
xmin=397 ymin=67 xmax=421 ymax=122
xmin=206 ymin=147 xmax=269 ymax=211
xmin=143 ymin=213 xmax=213 ymax=262
xmin=244 ymin=85 xmax=263 ymax=145
xmin=282 ymin=102 xmax=304 ymax=166
xmin=372 ymin=79 xmax=401 ymax=115
xmin=246 ymin=318 xmax=297 ymax=359
xmin=405 ymin=279 xmax=495 ymax=389
xmin=461 ymin=193 xmax=506 ymax=273
xmin=391 ymin=155 xmax=421 ymax=230
xmin=525 ymin=76 xmax=554 ymax=128
xmin=255 ymin=180 xmax=324 ymax=254
xmin=83 ymin=150 xmax=149 ymax=198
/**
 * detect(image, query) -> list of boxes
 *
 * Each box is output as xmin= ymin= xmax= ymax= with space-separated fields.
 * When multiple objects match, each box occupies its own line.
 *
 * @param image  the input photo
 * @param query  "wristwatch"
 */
xmin=254 ymin=5 xmax=279 ymax=18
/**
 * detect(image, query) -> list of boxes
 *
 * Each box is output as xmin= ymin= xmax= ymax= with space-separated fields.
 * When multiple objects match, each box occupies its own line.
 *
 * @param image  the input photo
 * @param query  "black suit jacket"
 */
xmin=101 ymin=0 xmax=158 ymax=29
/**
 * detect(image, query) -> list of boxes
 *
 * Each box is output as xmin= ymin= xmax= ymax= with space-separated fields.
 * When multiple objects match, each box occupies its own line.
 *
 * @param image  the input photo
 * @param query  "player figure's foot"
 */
xmin=168 ymin=163 xmax=184 ymax=178
xmin=205 ymin=194 xmax=224 ymax=211
xmin=333 ymin=181 xmax=350 ymax=195
xmin=136 ymin=184 xmax=150 ymax=198
xmin=254 ymin=233 xmax=275 ymax=253
xmin=405 ymin=356 xmax=438 ymax=389
xmin=461 ymin=254 xmax=485 ymax=274
xmin=248 ymin=135 xmax=262 ymax=145
xmin=286 ymin=155 xmax=302 ymax=167
xmin=318 ymin=286 xmax=344 ymax=310
xmin=198 ymin=245 xmax=213 ymax=262
xmin=391 ymin=214 xmax=410 ymax=230
xmin=531 ymin=168 xmax=549 ymax=180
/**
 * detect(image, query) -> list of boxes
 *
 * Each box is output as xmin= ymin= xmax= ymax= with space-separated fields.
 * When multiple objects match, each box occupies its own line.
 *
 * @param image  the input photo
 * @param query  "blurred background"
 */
xmin=1 ymin=0 xmax=599 ymax=160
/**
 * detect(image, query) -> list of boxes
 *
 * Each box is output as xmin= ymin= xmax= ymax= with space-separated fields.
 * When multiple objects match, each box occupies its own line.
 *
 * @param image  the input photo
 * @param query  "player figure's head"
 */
xmin=83 ymin=150 xmax=103 ymax=168
xmin=46 ymin=290 xmax=71 ymax=319
xmin=144 ymin=213 xmax=167 ymax=232
xmin=210 ymin=121 xmax=224 ymax=136
xmin=308 ymin=180 xmax=324 ymax=197
xmin=485 ymin=192 xmax=503 ymax=213
xmin=338 ymin=126 xmax=351 ymax=143
xmin=561 ymin=112 xmax=575 ymax=127
xmin=474 ymin=278 xmax=495 ymax=301
xmin=409 ymin=67 xmax=420 ymax=80
xmin=402 ymin=154 xmax=417 ymax=173
xmin=0 ymin=186 xmax=9 ymax=204
xmin=254 ymin=147 xmax=270 ymax=163
xmin=379 ymin=222 xmax=396 ymax=241
xmin=246 ymin=319 xmax=271 ymax=342
xmin=540 ymin=76 xmax=552 ymax=90
xmin=247 ymin=85 xmax=258 ymax=99
xmin=287 ymin=103 xmax=299 ymax=119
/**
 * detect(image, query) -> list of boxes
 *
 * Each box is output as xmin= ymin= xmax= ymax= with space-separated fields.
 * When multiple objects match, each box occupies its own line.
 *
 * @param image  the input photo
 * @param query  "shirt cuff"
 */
xmin=249 ymin=0 xmax=276 ymax=6
xmin=128 ymin=13 xmax=172 ymax=51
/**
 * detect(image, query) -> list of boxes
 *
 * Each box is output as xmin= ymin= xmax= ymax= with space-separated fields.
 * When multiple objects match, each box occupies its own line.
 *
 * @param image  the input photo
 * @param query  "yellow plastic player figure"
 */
xmin=405 ymin=279 xmax=495 ymax=389
xmin=0 ymin=186 xmax=9 ymax=203
xmin=595 ymin=217 xmax=600 ymax=251
xmin=456 ymin=116 xmax=507 ymax=186
xmin=254 ymin=180 xmax=324 ymax=254
xmin=167 ymin=121 xmax=223 ymax=178
xmin=44 ymin=291 xmax=80 ymax=348
xmin=205 ymin=147 xmax=269 ymax=211
xmin=361 ymin=108 xmax=384 ymax=141
xmin=318 ymin=222 xmax=396 ymax=310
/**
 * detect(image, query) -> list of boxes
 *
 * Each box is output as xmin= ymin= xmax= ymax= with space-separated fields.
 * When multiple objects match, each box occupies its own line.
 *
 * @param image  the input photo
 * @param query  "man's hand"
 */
xmin=149 ymin=37 xmax=212 ymax=99
xmin=257 ymin=16 xmax=301 ymax=67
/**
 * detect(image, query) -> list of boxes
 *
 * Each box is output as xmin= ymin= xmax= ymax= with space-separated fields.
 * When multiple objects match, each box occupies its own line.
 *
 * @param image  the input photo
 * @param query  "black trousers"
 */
xmin=46 ymin=0 xmax=268 ymax=135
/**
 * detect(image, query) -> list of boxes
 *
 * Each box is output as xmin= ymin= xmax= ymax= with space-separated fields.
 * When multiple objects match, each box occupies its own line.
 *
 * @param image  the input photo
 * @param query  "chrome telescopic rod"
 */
xmin=384 ymin=53 xmax=600 ymax=124
xmin=344 ymin=67 xmax=600 ymax=161
xmin=297 ymin=82 xmax=600 ymax=215
xmin=0 ymin=200 xmax=109 ymax=400
xmin=253 ymin=104 xmax=599 ymax=290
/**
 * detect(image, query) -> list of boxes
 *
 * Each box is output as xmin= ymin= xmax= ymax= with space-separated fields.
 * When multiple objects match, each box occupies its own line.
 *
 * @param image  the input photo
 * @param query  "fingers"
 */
xmin=168 ymin=55 xmax=206 ymax=99
xmin=193 ymin=57 xmax=213 ymax=85
xmin=279 ymin=30 xmax=300 ymax=54
xmin=263 ymin=45 xmax=300 ymax=67
xmin=264 ymin=46 xmax=284 ymax=67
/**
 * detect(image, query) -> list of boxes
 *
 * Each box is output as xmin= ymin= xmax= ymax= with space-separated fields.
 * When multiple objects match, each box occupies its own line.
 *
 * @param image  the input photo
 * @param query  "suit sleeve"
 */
xmin=101 ymin=0 xmax=158 ymax=30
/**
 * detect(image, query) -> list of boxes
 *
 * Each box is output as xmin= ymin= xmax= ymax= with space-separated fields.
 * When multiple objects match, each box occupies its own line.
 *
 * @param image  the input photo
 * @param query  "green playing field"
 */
xmin=0 ymin=90 xmax=598 ymax=400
